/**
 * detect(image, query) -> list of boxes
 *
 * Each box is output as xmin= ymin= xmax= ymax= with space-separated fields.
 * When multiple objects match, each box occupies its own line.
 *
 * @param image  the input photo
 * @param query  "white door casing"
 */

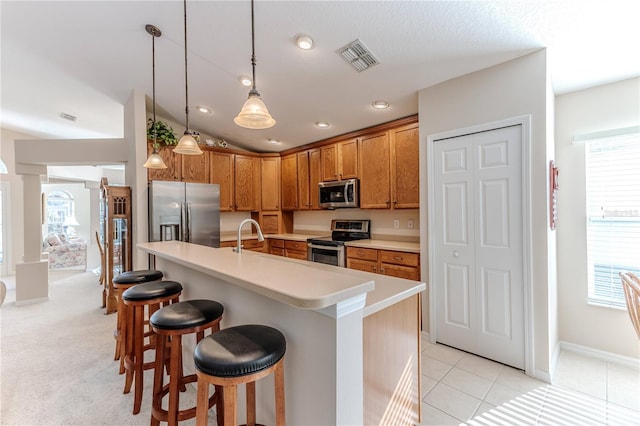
xmin=431 ymin=123 xmax=527 ymax=369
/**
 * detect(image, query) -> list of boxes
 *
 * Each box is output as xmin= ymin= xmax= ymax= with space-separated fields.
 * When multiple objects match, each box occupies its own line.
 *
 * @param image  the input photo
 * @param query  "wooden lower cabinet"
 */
xmin=220 ymin=239 xmax=264 ymax=252
xmin=347 ymin=247 xmax=420 ymax=280
xmin=284 ymin=240 xmax=307 ymax=260
xmin=364 ymin=293 xmax=421 ymax=425
xmin=268 ymin=239 xmax=285 ymax=256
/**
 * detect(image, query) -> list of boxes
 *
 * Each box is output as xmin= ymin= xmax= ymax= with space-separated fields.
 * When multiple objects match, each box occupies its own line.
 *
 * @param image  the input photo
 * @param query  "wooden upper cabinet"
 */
xmin=321 ymin=139 xmax=358 ymax=181
xmin=359 ymin=131 xmax=391 ymax=209
xmin=281 ymin=154 xmax=298 ymax=210
xmin=234 ymin=155 xmax=258 ymax=211
xmin=308 ymin=148 xmax=321 ymax=210
xmin=297 ymin=151 xmax=310 ymax=210
xmin=339 ymin=139 xmax=359 ymax=179
xmin=147 ymin=144 xmax=181 ymax=181
xmin=181 ymin=151 xmax=209 ymax=183
xmin=390 ymin=123 xmax=420 ymax=209
xmin=261 ymin=157 xmax=280 ymax=211
xmin=210 ymin=152 xmax=234 ymax=211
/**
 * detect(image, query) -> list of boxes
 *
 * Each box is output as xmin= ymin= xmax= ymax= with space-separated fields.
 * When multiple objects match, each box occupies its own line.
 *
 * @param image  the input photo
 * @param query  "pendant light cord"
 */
xmin=183 ymin=0 xmax=190 ymax=133
xmin=250 ymin=0 xmax=257 ymax=92
xmin=152 ymin=31 xmax=157 ymax=147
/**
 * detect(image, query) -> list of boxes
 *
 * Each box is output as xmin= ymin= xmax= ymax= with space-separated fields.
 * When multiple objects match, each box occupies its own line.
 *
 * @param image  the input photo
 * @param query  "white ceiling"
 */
xmin=2 ymin=1 xmax=639 ymax=153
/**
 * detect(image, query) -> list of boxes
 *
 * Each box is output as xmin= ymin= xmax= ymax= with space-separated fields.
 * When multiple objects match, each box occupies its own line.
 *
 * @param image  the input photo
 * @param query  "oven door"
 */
xmin=307 ymin=243 xmax=345 ymax=267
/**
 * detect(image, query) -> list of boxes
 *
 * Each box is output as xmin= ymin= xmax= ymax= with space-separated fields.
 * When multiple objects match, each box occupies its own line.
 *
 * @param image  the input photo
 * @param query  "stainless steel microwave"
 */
xmin=319 ymin=179 xmax=359 ymax=209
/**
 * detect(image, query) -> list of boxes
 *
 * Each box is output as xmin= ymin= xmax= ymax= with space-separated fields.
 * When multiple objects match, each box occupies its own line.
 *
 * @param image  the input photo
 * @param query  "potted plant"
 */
xmin=147 ymin=119 xmax=178 ymax=146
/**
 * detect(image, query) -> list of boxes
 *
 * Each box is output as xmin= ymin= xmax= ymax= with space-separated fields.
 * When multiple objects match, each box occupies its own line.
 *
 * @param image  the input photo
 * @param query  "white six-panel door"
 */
xmin=433 ymin=125 xmax=524 ymax=369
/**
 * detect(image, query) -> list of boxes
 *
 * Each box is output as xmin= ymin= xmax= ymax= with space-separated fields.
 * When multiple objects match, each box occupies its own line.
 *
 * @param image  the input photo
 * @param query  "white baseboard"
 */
xmin=15 ymin=296 xmax=49 ymax=306
xmin=559 ymin=340 xmax=640 ymax=370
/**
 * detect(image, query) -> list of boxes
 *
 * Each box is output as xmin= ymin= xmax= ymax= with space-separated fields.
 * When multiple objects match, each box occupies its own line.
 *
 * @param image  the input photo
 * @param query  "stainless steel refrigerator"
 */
xmin=148 ymin=181 xmax=220 ymax=248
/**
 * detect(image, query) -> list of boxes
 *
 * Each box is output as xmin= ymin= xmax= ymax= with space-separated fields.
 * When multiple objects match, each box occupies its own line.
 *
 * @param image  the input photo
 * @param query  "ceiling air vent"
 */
xmin=337 ymin=39 xmax=380 ymax=72
xmin=59 ymin=112 xmax=77 ymax=122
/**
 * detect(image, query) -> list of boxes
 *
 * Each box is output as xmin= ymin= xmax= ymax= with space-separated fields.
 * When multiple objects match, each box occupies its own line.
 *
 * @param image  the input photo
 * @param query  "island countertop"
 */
xmin=137 ymin=241 xmax=375 ymax=310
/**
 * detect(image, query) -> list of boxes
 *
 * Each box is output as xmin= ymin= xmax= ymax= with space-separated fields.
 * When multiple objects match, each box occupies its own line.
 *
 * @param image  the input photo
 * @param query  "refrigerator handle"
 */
xmin=185 ymin=201 xmax=192 ymax=242
xmin=180 ymin=202 xmax=188 ymax=242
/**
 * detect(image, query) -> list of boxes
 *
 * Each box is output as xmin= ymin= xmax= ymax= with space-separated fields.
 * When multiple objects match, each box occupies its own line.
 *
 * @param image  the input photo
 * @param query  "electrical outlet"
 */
xmin=393 ymin=219 xmax=400 ymax=229
xmin=408 ymin=219 xmax=414 ymax=229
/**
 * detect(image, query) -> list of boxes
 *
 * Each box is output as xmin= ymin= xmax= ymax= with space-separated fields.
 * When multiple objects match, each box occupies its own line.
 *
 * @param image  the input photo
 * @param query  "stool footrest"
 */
xmin=152 ymin=374 xmax=218 ymax=423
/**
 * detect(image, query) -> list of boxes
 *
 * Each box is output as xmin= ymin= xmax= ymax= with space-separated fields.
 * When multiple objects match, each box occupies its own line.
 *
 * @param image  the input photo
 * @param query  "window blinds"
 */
xmin=585 ymin=132 xmax=640 ymax=308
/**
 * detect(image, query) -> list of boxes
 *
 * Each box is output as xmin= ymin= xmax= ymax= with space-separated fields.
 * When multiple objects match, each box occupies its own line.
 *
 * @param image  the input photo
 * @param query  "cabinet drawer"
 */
xmin=284 ymin=240 xmax=307 ymax=252
xmin=269 ymin=248 xmax=285 ymax=256
xmin=270 ymin=239 xmax=285 ymax=249
xmin=242 ymin=239 xmax=264 ymax=250
xmin=380 ymin=263 xmax=420 ymax=281
xmin=220 ymin=241 xmax=235 ymax=248
xmin=285 ymin=250 xmax=308 ymax=260
xmin=347 ymin=258 xmax=378 ymax=273
xmin=346 ymin=247 xmax=378 ymax=261
xmin=379 ymin=250 xmax=419 ymax=267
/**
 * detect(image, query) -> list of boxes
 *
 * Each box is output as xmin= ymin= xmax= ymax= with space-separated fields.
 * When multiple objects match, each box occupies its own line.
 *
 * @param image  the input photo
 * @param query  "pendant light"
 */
xmin=143 ymin=24 xmax=168 ymax=169
xmin=173 ymin=0 xmax=203 ymax=155
xmin=234 ymin=0 xmax=276 ymax=129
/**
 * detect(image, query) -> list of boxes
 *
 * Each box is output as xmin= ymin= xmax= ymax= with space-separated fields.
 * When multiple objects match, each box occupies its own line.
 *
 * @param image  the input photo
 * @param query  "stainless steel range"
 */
xmin=307 ymin=219 xmax=371 ymax=267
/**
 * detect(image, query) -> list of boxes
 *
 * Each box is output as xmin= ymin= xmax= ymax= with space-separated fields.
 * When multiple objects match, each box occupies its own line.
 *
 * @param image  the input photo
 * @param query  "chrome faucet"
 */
xmin=234 ymin=218 xmax=264 ymax=253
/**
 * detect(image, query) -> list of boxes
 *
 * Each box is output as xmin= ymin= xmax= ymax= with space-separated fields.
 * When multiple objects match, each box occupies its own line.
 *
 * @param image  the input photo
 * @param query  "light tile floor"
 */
xmin=419 ymin=334 xmax=640 ymax=425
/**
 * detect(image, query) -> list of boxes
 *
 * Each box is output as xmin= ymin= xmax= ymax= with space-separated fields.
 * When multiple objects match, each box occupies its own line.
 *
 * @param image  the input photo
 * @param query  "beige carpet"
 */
xmin=0 ymin=271 xmax=203 ymax=426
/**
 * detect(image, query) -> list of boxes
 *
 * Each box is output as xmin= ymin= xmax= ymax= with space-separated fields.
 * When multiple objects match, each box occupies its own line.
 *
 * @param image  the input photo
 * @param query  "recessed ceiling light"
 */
xmin=238 ymin=75 xmax=252 ymax=87
xmin=372 ymin=100 xmax=389 ymax=110
xmin=315 ymin=121 xmax=330 ymax=128
xmin=268 ymin=138 xmax=281 ymax=145
xmin=295 ymin=34 xmax=314 ymax=50
xmin=197 ymin=105 xmax=212 ymax=114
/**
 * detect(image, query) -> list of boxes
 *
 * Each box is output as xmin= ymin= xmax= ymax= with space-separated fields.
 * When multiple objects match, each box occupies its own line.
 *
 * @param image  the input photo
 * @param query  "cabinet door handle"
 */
xmin=393 ymin=256 xmax=403 ymax=261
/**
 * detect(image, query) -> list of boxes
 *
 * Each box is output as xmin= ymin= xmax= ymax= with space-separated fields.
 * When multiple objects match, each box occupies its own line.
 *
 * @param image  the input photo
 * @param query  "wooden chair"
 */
xmin=96 ymin=231 xmax=106 ymax=307
xmin=620 ymin=272 xmax=640 ymax=340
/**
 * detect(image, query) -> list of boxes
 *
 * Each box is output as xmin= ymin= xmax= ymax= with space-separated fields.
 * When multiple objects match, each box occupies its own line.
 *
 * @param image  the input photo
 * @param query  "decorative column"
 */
xmin=16 ymin=173 xmax=49 ymax=304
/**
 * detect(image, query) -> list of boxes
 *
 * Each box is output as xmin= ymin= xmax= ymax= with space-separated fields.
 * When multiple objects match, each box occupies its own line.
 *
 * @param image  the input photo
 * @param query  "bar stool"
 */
xmin=150 ymin=299 xmax=225 ymax=426
xmin=113 ymin=270 xmax=164 ymax=373
xmin=193 ymin=325 xmax=286 ymax=426
xmin=122 ymin=280 xmax=183 ymax=415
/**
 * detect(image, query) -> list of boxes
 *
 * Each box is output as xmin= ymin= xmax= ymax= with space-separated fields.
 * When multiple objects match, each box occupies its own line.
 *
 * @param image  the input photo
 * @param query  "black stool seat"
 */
xmin=151 ymin=299 xmax=224 ymax=331
xmin=113 ymin=269 xmax=164 ymax=285
xmin=194 ymin=324 xmax=286 ymax=378
xmin=122 ymin=280 xmax=182 ymax=302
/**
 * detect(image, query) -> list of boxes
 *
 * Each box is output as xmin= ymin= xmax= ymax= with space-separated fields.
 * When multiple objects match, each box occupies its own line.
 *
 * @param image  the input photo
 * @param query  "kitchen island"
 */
xmin=138 ymin=241 xmax=425 ymax=425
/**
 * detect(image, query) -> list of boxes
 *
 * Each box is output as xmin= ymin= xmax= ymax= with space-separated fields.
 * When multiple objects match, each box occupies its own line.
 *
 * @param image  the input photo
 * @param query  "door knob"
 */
xmin=453 ymin=250 xmax=460 ymax=258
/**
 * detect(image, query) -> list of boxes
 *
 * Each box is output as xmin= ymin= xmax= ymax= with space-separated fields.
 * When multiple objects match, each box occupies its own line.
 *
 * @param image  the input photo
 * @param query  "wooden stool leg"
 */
xmin=246 ymin=381 xmax=256 ymax=426
xmin=151 ymin=333 xmax=166 ymax=426
xmin=132 ymin=305 xmax=144 ymax=414
xmin=215 ymin=385 xmax=224 ymax=426
xmin=121 ymin=302 xmax=133 ymax=375
xmin=123 ymin=303 xmax=134 ymax=393
xmin=168 ymin=335 xmax=182 ymax=426
xmin=275 ymin=361 xmax=286 ymax=426
xmin=223 ymin=384 xmax=237 ymax=426
xmin=196 ymin=377 xmax=210 ymax=426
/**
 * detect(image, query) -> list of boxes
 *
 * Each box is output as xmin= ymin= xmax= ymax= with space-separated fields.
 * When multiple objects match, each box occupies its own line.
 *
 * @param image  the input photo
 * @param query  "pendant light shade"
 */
xmin=143 ymin=150 xmax=167 ymax=169
xmin=143 ymin=24 xmax=167 ymax=170
xmin=174 ymin=0 xmax=203 ymax=155
xmin=234 ymin=89 xmax=276 ymax=129
xmin=173 ymin=131 xmax=202 ymax=155
xmin=234 ymin=0 xmax=276 ymax=129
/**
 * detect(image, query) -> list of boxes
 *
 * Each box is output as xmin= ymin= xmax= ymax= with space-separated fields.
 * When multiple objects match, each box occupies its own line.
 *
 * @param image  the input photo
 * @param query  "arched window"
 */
xmin=47 ymin=190 xmax=75 ymax=235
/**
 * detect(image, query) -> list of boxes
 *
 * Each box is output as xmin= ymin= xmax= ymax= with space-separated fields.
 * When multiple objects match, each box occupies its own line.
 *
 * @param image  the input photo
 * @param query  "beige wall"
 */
xmin=418 ymin=49 xmax=555 ymax=377
xmin=555 ymin=77 xmax=640 ymax=358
